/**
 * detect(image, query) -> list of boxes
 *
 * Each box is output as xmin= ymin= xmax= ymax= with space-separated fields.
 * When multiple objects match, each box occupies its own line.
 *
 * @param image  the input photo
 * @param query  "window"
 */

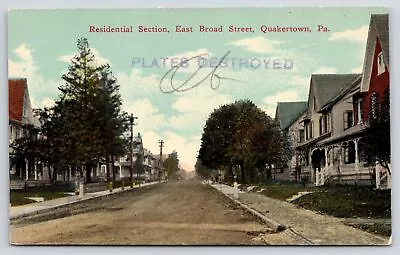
xmin=309 ymin=122 xmax=313 ymax=139
xmin=324 ymin=115 xmax=329 ymax=133
xmin=313 ymin=97 xmax=317 ymax=111
xmin=343 ymin=111 xmax=354 ymax=130
xmin=319 ymin=117 xmax=323 ymax=135
xmin=357 ymin=99 xmax=364 ymax=124
xmin=305 ymin=125 xmax=309 ymax=140
xmin=377 ymin=51 xmax=385 ymax=75
xmin=298 ymin=129 xmax=305 ymax=143
xmin=319 ymin=114 xmax=329 ymax=135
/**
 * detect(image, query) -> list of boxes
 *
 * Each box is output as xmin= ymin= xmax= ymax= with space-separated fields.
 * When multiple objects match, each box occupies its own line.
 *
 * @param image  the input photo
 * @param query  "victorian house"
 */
xmin=9 ymin=78 xmax=40 ymax=182
xmin=287 ymin=14 xmax=390 ymax=189
xmin=295 ymin=74 xmax=364 ymax=185
xmin=274 ymin=101 xmax=307 ymax=181
xmin=357 ymin=14 xmax=390 ymax=188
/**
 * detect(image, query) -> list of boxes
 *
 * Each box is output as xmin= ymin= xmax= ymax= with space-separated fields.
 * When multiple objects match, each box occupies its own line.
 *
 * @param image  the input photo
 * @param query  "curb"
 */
xmin=209 ymin=184 xmax=285 ymax=233
xmin=10 ymin=182 xmax=164 ymax=220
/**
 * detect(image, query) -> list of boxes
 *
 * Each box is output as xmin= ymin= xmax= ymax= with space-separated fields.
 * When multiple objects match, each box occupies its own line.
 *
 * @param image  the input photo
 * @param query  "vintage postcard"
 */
xmin=8 ymin=8 xmax=391 ymax=245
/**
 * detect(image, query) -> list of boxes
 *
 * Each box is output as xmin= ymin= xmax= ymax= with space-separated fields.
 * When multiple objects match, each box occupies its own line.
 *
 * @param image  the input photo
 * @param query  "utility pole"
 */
xmin=158 ymin=140 xmax=164 ymax=182
xmin=129 ymin=114 xmax=138 ymax=188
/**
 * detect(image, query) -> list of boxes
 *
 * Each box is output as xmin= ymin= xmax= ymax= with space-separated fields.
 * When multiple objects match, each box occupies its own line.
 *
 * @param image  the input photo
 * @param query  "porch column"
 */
xmin=309 ymin=149 xmax=314 ymax=183
xmin=25 ymin=160 xmax=29 ymax=181
xmin=324 ymin=147 xmax=328 ymax=168
xmin=69 ymin=166 xmax=72 ymax=181
xmin=34 ymin=161 xmax=38 ymax=180
xmin=354 ymin=138 xmax=360 ymax=183
xmin=375 ymin=162 xmax=380 ymax=189
xmin=120 ymin=165 xmax=123 ymax=178
xmin=354 ymin=139 xmax=359 ymax=165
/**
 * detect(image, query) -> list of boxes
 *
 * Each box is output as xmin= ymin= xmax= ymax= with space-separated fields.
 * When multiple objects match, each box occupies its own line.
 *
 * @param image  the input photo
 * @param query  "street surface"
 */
xmin=10 ymin=180 xmax=269 ymax=245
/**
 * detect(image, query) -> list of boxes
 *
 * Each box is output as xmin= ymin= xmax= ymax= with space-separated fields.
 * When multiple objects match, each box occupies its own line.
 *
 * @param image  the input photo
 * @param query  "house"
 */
xmin=274 ymin=101 xmax=307 ymax=181
xmin=287 ymin=110 xmax=308 ymax=182
xmin=143 ymin=149 xmax=158 ymax=181
xmin=295 ymin=74 xmax=363 ymax=185
xmin=9 ymin=78 xmax=40 ymax=181
xmin=288 ymin=14 xmax=390 ymax=188
xmin=100 ymin=133 xmax=160 ymax=182
xmin=357 ymin=14 xmax=390 ymax=188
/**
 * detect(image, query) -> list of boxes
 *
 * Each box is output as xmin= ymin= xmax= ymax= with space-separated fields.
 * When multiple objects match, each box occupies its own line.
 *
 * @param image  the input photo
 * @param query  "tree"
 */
xmin=362 ymin=88 xmax=391 ymax=174
xmin=198 ymin=100 xmax=284 ymax=184
xmin=13 ymin=37 xmax=128 ymax=184
xmin=163 ymin=151 xmax=179 ymax=178
xmin=195 ymin=158 xmax=215 ymax=179
xmin=10 ymin=124 xmax=41 ymax=180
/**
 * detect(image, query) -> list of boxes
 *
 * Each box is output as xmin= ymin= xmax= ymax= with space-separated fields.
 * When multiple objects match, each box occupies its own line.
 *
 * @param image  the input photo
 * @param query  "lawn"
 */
xmin=292 ymin=186 xmax=391 ymax=219
xmin=253 ymin=183 xmax=390 ymax=219
xmin=10 ymin=191 xmax=70 ymax=207
xmin=254 ymin=183 xmax=391 ymax=236
xmin=254 ymin=183 xmax=322 ymax=201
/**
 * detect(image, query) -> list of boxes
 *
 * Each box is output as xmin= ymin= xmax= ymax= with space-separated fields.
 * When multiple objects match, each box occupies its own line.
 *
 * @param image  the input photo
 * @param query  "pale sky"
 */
xmin=8 ymin=7 xmax=387 ymax=171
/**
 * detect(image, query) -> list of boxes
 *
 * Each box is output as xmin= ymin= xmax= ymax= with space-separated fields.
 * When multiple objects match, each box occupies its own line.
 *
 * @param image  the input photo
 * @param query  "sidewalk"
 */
xmin=209 ymin=183 xmax=390 ymax=245
xmin=10 ymin=181 xmax=163 ymax=220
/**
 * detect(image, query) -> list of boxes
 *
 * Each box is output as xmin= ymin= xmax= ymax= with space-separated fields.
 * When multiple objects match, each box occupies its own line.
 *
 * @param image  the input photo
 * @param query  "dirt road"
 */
xmin=10 ymin=180 xmax=269 ymax=245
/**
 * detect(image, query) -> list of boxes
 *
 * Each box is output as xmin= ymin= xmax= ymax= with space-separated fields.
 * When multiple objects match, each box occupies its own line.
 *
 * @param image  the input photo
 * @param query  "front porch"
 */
xmin=296 ymin=136 xmax=390 ymax=189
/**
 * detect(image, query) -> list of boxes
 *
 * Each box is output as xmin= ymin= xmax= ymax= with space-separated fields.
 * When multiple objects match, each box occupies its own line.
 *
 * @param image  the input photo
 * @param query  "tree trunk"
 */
xmin=52 ymin=164 xmax=58 ymax=183
xmin=240 ymin=161 xmax=245 ymax=184
xmin=112 ymin=155 xmax=116 ymax=183
xmin=85 ymin=164 xmax=92 ymax=183
xmin=47 ymin=163 xmax=52 ymax=181
xmin=266 ymin=164 xmax=272 ymax=180
xmin=106 ymin=156 xmax=110 ymax=181
xmin=225 ymin=164 xmax=234 ymax=184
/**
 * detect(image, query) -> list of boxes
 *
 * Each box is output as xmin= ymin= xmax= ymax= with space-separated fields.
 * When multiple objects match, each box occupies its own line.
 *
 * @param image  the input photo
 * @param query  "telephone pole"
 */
xmin=129 ymin=114 xmax=138 ymax=188
xmin=158 ymin=140 xmax=164 ymax=182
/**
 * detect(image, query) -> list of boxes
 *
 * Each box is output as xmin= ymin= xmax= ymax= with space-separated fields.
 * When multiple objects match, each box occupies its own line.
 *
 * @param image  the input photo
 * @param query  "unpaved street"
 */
xmin=10 ymin=181 xmax=269 ymax=245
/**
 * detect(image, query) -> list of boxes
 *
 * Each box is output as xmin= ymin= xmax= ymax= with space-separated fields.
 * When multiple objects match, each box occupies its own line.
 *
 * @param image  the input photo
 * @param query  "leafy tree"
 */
xmin=362 ymin=88 xmax=391 ymax=174
xmin=163 ymin=151 xmax=179 ymax=178
xmin=198 ymin=99 xmax=284 ymax=184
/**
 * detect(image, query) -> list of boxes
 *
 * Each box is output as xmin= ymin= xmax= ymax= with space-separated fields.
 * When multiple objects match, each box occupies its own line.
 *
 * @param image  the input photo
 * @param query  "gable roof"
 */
xmin=309 ymin=74 xmax=362 ymax=112
xmin=319 ymin=75 xmax=362 ymax=112
xmin=361 ymin=14 xmax=389 ymax=92
xmin=9 ymin=78 xmax=40 ymax=126
xmin=275 ymin=101 xmax=308 ymax=130
xmin=9 ymin=78 xmax=27 ymax=122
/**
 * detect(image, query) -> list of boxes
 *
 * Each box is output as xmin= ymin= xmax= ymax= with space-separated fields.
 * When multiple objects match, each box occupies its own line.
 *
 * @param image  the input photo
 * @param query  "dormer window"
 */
xmin=377 ymin=51 xmax=385 ymax=75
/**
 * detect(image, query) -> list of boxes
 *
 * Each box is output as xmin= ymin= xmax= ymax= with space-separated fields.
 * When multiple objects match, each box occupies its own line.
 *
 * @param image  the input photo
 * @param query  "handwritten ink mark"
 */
xmin=159 ymin=50 xmax=243 ymax=94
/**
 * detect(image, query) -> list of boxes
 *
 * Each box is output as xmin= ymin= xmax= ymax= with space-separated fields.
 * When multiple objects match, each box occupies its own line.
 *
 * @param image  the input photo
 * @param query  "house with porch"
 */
xmin=289 ymin=13 xmax=389 ymax=189
xmin=356 ymin=14 xmax=390 ymax=188
xmin=100 ymin=133 xmax=159 ymax=182
xmin=9 ymin=78 xmax=40 ymax=182
xmin=274 ymin=101 xmax=307 ymax=181
xmin=295 ymin=74 xmax=365 ymax=186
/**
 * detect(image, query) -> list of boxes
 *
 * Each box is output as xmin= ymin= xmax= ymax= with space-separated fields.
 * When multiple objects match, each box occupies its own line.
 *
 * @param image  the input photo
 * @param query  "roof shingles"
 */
xmin=9 ymin=79 xmax=26 ymax=122
xmin=310 ymin=74 xmax=362 ymax=112
xmin=276 ymin=101 xmax=307 ymax=130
